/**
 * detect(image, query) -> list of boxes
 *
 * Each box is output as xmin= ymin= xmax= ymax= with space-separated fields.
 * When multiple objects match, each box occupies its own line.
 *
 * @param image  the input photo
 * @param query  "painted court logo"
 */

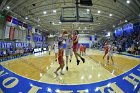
xmin=0 ymin=65 xmax=140 ymax=93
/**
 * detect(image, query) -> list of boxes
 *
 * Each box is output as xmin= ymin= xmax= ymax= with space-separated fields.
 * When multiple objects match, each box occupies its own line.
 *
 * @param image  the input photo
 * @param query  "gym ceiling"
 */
xmin=0 ymin=0 xmax=140 ymax=35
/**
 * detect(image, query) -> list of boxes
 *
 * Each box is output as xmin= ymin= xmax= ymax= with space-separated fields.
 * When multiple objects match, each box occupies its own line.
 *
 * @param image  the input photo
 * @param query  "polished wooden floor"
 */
xmin=1 ymin=49 xmax=140 ymax=84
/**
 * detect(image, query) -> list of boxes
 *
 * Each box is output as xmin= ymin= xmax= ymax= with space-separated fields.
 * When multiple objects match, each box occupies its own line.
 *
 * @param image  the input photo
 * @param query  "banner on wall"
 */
xmin=12 ymin=18 xmax=18 ymax=25
xmin=23 ymin=23 xmax=27 ymax=28
xmin=9 ymin=26 xmax=15 ymax=40
xmin=89 ymin=35 xmax=92 ymax=41
xmin=18 ymin=20 xmax=23 ymax=26
xmin=6 ymin=16 xmax=12 ymax=22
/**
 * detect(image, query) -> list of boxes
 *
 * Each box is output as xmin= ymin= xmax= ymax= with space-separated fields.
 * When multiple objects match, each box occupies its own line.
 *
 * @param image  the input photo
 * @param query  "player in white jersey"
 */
xmin=107 ymin=43 xmax=115 ymax=65
xmin=48 ymin=45 xmax=51 ymax=55
xmin=65 ymin=34 xmax=73 ymax=71
xmin=53 ymin=41 xmax=58 ymax=61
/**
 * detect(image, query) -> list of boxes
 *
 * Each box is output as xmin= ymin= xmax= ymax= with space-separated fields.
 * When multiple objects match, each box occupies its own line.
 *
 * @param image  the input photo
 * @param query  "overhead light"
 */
xmin=97 ymin=10 xmax=101 ymax=13
xmin=109 ymin=14 xmax=112 ymax=16
xmin=113 ymin=25 xmax=115 ymax=28
xmin=43 ymin=11 xmax=47 ymax=14
xmin=125 ymin=20 xmax=128 ymax=22
xmin=52 ymin=22 xmax=54 ymax=25
xmin=38 ymin=24 xmax=40 ymax=27
xmin=59 ymin=22 xmax=61 ymax=24
xmin=25 ymin=16 xmax=28 ymax=20
xmin=53 ymin=10 xmax=56 ymax=13
xmin=87 ymin=9 xmax=90 ymax=12
xmin=7 ymin=6 xmax=10 ymax=9
xmin=126 ymin=0 xmax=130 ymax=4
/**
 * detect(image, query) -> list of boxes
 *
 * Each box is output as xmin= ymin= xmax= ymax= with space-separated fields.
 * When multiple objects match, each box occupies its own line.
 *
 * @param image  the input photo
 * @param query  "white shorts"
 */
xmin=54 ymin=49 xmax=58 ymax=53
xmin=108 ymin=52 xmax=113 ymax=57
xmin=65 ymin=48 xmax=73 ymax=56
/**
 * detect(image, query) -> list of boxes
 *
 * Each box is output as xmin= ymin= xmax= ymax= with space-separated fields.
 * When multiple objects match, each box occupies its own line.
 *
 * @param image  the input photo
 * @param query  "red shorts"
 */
xmin=58 ymin=57 xmax=64 ymax=64
xmin=73 ymin=44 xmax=78 ymax=52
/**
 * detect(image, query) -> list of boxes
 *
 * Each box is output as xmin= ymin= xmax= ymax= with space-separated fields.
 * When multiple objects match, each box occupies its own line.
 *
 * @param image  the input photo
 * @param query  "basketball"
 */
xmin=63 ymin=31 xmax=68 ymax=35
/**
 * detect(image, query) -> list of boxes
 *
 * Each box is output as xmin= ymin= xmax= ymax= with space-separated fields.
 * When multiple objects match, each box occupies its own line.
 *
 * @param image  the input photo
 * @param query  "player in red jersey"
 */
xmin=73 ymin=30 xmax=85 ymax=65
xmin=103 ymin=42 xmax=109 ymax=59
xmin=80 ymin=44 xmax=84 ymax=56
xmin=83 ymin=45 xmax=86 ymax=55
xmin=54 ymin=41 xmax=64 ymax=76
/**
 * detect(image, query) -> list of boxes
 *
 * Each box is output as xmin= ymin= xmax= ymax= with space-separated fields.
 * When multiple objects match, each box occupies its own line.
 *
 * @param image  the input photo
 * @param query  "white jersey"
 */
xmin=54 ymin=42 xmax=58 ymax=50
xmin=108 ymin=45 xmax=114 ymax=56
xmin=48 ymin=46 xmax=51 ymax=51
xmin=65 ymin=38 xmax=73 ymax=56
xmin=66 ymin=38 xmax=73 ymax=49
xmin=54 ymin=42 xmax=58 ymax=53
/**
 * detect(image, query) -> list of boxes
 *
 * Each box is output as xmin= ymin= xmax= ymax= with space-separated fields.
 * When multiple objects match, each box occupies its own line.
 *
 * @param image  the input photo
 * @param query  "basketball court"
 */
xmin=0 ymin=0 xmax=140 ymax=93
xmin=1 ymin=49 xmax=139 ymax=83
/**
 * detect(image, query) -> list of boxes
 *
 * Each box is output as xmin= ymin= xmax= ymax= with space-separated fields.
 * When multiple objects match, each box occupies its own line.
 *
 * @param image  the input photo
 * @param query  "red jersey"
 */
xmin=73 ymin=35 xmax=78 ymax=52
xmin=80 ymin=45 xmax=83 ymax=51
xmin=104 ymin=45 xmax=109 ymax=52
xmin=73 ymin=35 xmax=78 ymax=45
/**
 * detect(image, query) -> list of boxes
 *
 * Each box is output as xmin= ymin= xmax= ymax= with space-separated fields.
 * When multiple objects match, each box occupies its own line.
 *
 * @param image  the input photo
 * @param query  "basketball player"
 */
xmin=107 ymin=43 xmax=115 ymax=65
xmin=83 ymin=45 xmax=86 ymax=55
xmin=79 ymin=44 xmax=83 ymax=56
xmin=48 ymin=45 xmax=51 ymax=55
xmin=103 ymin=42 xmax=109 ymax=59
xmin=65 ymin=33 xmax=73 ymax=71
xmin=73 ymin=30 xmax=85 ymax=65
xmin=54 ymin=41 xmax=64 ymax=76
xmin=53 ymin=40 xmax=58 ymax=61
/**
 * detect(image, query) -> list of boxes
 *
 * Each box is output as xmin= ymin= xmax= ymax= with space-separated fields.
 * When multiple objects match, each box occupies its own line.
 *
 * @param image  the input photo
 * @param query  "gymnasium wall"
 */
xmin=78 ymin=34 xmax=90 ymax=48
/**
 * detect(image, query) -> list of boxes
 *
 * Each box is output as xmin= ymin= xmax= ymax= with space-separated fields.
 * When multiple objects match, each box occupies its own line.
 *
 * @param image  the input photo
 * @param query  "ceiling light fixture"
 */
xmin=7 ymin=6 xmax=10 ymax=9
xmin=53 ymin=10 xmax=56 ymax=13
xmin=125 ymin=20 xmax=128 ymax=22
xmin=25 ymin=16 xmax=28 ymax=20
xmin=97 ymin=10 xmax=101 ymax=13
xmin=43 ymin=11 xmax=47 ymax=14
xmin=87 ymin=9 xmax=90 ymax=12
xmin=113 ymin=25 xmax=115 ymax=28
xmin=109 ymin=14 xmax=112 ymax=16
xmin=126 ymin=0 xmax=130 ymax=4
